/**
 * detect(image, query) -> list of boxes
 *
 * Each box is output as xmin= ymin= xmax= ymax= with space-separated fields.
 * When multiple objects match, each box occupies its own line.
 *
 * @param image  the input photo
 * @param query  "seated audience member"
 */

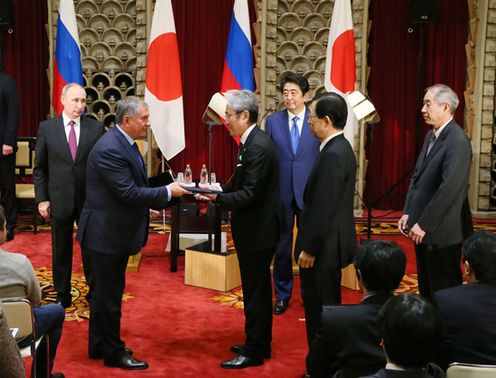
xmin=362 ymin=294 xmax=445 ymax=378
xmin=306 ymin=240 xmax=407 ymax=378
xmin=0 ymin=206 xmax=65 ymax=378
xmin=0 ymin=302 xmax=25 ymax=378
xmin=434 ymin=230 xmax=496 ymax=370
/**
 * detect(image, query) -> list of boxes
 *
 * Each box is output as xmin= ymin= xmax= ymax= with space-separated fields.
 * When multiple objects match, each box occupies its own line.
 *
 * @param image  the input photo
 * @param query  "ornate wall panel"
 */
xmin=50 ymin=0 xmax=138 ymax=128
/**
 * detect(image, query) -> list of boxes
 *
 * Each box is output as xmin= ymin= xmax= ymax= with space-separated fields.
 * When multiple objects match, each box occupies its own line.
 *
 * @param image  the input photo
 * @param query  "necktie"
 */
xmin=426 ymin=132 xmax=436 ymax=156
xmin=132 ymin=142 xmax=145 ymax=167
xmin=291 ymin=116 xmax=299 ymax=154
xmin=68 ymin=120 xmax=77 ymax=161
xmin=237 ymin=143 xmax=244 ymax=163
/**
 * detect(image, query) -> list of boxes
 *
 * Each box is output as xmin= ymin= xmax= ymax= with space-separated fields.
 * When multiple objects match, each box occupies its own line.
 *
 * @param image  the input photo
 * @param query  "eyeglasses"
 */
xmin=309 ymin=112 xmax=319 ymax=119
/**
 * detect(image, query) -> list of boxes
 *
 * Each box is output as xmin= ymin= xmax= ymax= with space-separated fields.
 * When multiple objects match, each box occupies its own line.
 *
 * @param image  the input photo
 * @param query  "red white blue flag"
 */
xmin=52 ymin=0 xmax=84 ymax=115
xmin=220 ymin=0 xmax=254 ymax=93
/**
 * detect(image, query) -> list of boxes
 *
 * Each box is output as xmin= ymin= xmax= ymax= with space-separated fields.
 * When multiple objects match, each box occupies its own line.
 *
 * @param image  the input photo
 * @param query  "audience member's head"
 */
xmin=310 ymin=92 xmax=348 ymax=130
xmin=379 ymin=294 xmax=444 ymax=370
xmin=353 ymin=240 xmax=406 ymax=293
xmin=462 ymin=230 xmax=496 ymax=285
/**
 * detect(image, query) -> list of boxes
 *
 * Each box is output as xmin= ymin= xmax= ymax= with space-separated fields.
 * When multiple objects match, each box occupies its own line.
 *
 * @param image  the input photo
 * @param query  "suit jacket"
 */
xmin=34 ymin=115 xmax=104 ymax=219
xmin=265 ymin=109 xmax=320 ymax=209
xmin=0 ymin=73 xmax=19 ymax=151
xmin=360 ymin=369 xmax=439 ymax=378
xmin=403 ymin=120 xmax=472 ymax=245
xmin=307 ymin=293 xmax=391 ymax=378
xmin=217 ymin=126 xmax=281 ymax=253
xmin=77 ymin=127 xmax=170 ymax=255
xmin=295 ymin=133 xmax=357 ymax=269
xmin=434 ymin=282 xmax=496 ymax=370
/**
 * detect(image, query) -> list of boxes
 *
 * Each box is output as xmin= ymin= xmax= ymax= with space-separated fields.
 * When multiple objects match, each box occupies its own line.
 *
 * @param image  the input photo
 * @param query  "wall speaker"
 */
xmin=409 ymin=0 xmax=438 ymax=24
xmin=0 ymin=0 xmax=12 ymax=25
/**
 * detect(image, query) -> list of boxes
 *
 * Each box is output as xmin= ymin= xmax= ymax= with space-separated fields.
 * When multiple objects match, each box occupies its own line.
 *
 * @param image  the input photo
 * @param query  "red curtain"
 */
xmin=366 ymin=0 xmax=468 ymax=210
xmin=0 ymin=0 xmax=49 ymax=137
xmin=169 ymin=0 xmax=257 ymax=183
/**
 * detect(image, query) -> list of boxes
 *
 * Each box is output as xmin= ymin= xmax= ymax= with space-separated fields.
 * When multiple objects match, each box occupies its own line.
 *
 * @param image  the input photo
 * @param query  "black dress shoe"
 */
xmin=89 ymin=347 xmax=133 ymax=360
xmin=104 ymin=354 xmax=148 ymax=370
xmin=273 ymin=299 xmax=288 ymax=315
xmin=230 ymin=344 xmax=271 ymax=359
xmin=301 ymin=374 xmax=311 ymax=378
xmin=6 ymin=230 xmax=14 ymax=241
xmin=221 ymin=354 xmax=263 ymax=369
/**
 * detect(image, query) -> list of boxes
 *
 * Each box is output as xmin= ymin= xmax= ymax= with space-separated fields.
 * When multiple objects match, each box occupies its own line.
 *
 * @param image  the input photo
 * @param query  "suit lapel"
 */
xmin=75 ymin=117 xmax=89 ymax=163
xmin=296 ymin=109 xmax=312 ymax=157
xmin=113 ymin=128 xmax=148 ymax=182
xmin=279 ymin=111 xmax=294 ymax=157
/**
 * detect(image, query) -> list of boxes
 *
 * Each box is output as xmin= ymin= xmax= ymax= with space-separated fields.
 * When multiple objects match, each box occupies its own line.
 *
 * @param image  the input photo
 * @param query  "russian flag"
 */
xmin=144 ymin=0 xmax=185 ymax=160
xmin=325 ymin=0 xmax=357 ymax=148
xmin=52 ymin=0 xmax=84 ymax=115
xmin=220 ymin=0 xmax=254 ymax=93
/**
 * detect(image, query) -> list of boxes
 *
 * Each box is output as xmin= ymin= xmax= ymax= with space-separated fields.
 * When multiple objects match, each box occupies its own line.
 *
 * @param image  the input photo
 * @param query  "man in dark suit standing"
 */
xmin=265 ymin=72 xmax=319 ymax=315
xmin=197 ymin=90 xmax=281 ymax=369
xmin=295 ymin=92 xmax=357 ymax=347
xmin=398 ymin=84 xmax=473 ymax=300
xmin=434 ymin=230 xmax=496 ymax=370
xmin=306 ymin=240 xmax=406 ymax=378
xmin=77 ymin=97 xmax=189 ymax=370
xmin=34 ymin=83 xmax=104 ymax=308
xmin=0 ymin=72 xmax=20 ymax=241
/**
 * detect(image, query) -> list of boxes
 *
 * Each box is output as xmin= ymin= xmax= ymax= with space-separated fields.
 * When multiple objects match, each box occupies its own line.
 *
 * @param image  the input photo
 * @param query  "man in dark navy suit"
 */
xmin=0 ymin=72 xmax=19 ymax=241
xmin=434 ymin=230 xmax=496 ymax=370
xmin=77 ymin=97 xmax=189 ymax=370
xmin=265 ymin=72 xmax=319 ymax=315
xmin=399 ymin=84 xmax=473 ymax=300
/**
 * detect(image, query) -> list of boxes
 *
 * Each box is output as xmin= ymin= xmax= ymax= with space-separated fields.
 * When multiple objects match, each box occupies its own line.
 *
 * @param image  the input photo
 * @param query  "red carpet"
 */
xmin=3 ymin=229 xmax=418 ymax=377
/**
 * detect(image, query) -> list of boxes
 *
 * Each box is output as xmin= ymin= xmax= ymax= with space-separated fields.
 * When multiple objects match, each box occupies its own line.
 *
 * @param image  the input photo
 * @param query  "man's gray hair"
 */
xmin=426 ymin=84 xmax=459 ymax=114
xmin=224 ymin=89 xmax=259 ymax=124
xmin=115 ymin=96 xmax=148 ymax=125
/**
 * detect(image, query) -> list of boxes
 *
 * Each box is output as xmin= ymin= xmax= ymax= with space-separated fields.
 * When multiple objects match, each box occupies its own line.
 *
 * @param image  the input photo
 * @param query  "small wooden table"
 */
xmin=169 ymin=202 xmax=222 ymax=272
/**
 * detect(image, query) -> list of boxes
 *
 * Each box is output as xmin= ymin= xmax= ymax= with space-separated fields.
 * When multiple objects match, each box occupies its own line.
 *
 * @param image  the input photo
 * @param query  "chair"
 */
xmin=15 ymin=137 xmax=38 ymax=233
xmin=2 ymin=299 xmax=49 ymax=378
xmin=447 ymin=362 xmax=496 ymax=378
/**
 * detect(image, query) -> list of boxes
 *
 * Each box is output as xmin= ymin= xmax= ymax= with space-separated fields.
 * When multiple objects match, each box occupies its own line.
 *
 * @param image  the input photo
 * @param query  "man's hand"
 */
xmin=38 ymin=201 xmax=51 ymax=220
xmin=168 ymin=182 xmax=191 ymax=197
xmin=409 ymin=223 xmax=426 ymax=245
xmin=398 ymin=214 xmax=409 ymax=236
xmin=297 ymin=250 xmax=316 ymax=269
xmin=2 ymin=144 xmax=13 ymax=155
xmin=194 ymin=193 xmax=218 ymax=202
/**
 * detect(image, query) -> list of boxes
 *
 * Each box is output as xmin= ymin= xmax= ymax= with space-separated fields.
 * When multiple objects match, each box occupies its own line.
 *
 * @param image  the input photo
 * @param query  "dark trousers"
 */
xmin=29 ymin=303 xmax=65 ymax=377
xmin=273 ymin=200 xmax=301 ymax=302
xmin=0 ymin=153 xmax=17 ymax=232
xmin=51 ymin=215 xmax=94 ymax=303
xmin=236 ymin=248 xmax=274 ymax=359
xmin=415 ymin=243 xmax=462 ymax=300
xmin=88 ymin=249 xmax=128 ymax=360
xmin=300 ymin=266 xmax=341 ymax=347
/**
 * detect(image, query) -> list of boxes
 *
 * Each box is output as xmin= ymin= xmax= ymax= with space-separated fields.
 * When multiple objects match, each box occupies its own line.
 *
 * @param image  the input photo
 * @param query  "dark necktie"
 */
xmin=132 ymin=142 xmax=145 ymax=167
xmin=426 ymin=133 xmax=436 ymax=156
xmin=291 ymin=116 xmax=299 ymax=154
xmin=68 ymin=120 xmax=77 ymax=161
xmin=237 ymin=143 xmax=244 ymax=163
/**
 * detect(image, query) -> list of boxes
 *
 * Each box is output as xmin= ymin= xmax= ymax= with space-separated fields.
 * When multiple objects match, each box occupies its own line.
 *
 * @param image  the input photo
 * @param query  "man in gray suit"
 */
xmin=34 ymin=83 xmax=104 ymax=308
xmin=398 ymin=84 xmax=473 ymax=300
